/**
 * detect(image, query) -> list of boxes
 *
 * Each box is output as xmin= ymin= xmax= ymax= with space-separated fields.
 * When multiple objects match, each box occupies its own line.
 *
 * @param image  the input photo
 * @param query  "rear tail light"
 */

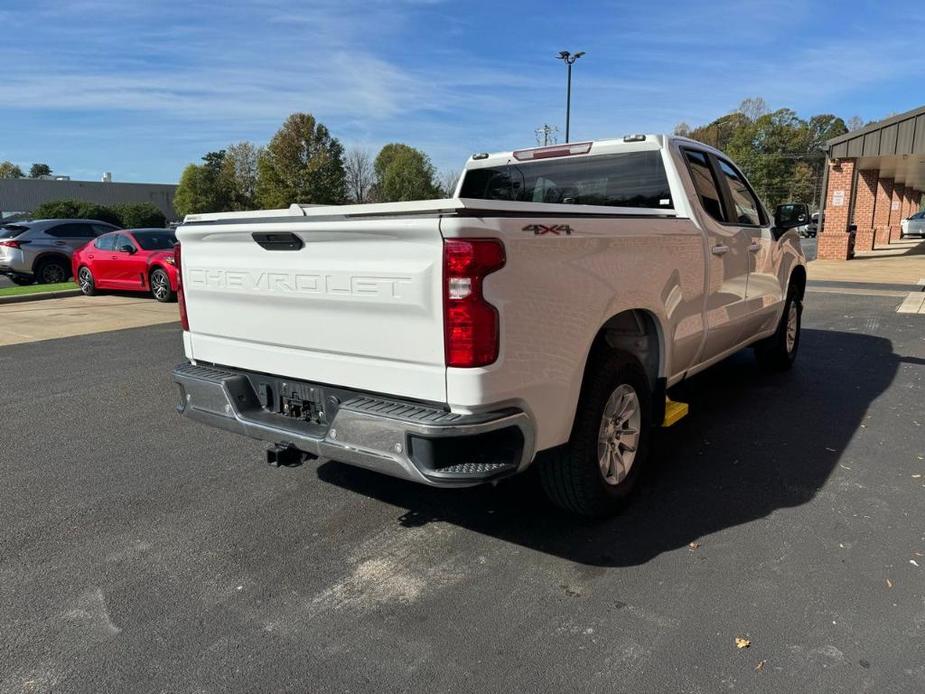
xmin=443 ymin=238 xmax=505 ymax=368
xmin=174 ymin=242 xmax=189 ymax=331
xmin=0 ymin=240 xmax=21 ymax=249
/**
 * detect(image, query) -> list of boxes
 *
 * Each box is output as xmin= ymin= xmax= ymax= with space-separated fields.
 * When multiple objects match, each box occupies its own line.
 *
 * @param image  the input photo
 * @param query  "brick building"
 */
xmin=819 ymin=105 xmax=925 ymax=260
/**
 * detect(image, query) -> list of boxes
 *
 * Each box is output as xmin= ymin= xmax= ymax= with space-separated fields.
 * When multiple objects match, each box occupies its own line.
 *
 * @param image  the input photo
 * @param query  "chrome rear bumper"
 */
xmin=172 ymin=362 xmax=534 ymax=487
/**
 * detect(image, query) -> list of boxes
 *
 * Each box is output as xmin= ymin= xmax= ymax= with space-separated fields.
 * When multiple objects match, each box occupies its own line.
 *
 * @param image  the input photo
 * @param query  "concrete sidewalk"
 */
xmin=0 ymin=294 xmax=180 ymax=346
xmin=808 ymin=239 xmax=925 ymax=285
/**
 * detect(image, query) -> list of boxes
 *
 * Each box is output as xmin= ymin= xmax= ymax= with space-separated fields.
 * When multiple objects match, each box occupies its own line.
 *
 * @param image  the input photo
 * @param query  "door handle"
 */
xmin=54 ymin=241 xmax=67 ymax=246
xmin=748 ymin=242 xmax=761 ymax=252
xmin=711 ymin=244 xmax=729 ymax=256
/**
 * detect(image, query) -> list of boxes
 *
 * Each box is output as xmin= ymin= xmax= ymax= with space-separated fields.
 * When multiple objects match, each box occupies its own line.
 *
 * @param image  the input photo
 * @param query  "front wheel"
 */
xmin=150 ymin=268 xmax=175 ymax=303
xmin=755 ymin=286 xmax=801 ymax=371
xmin=77 ymin=266 xmax=97 ymax=296
xmin=539 ymin=352 xmax=652 ymax=517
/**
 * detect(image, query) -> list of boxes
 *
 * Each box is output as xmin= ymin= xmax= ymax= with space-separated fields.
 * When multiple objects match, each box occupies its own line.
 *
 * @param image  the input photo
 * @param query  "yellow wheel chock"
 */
xmin=662 ymin=396 xmax=689 ymax=427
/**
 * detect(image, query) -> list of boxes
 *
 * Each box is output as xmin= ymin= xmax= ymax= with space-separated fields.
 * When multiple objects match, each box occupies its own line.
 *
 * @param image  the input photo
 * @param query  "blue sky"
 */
xmin=2 ymin=0 xmax=923 ymax=183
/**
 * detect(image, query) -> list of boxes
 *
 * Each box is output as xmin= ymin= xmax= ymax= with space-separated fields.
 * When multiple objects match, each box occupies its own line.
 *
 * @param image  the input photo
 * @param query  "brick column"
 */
xmin=873 ymin=177 xmax=894 ymax=247
xmin=890 ymin=184 xmax=905 ymax=243
xmin=902 ymin=188 xmax=916 ymax=220
xmin=818 ymin=158 xmax=855 ymax=260
xmin=852 ymin=169 xmax=878 ymax=252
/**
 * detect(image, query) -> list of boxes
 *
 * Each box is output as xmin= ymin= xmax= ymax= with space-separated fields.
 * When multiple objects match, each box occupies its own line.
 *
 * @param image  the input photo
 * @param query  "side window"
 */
xmin=94 ymin=234 xmax=116 ymax=251
xmin=48 ymin=223 xmax=96 ymax=238
xmin=717 ymin=159 xmax=764 ymax=226
xmin=114 ymin=234 xmax=135 ymax=252
xmin=91 ymin=224 xmax=116 ymax=236
xmin=683 ymin=150 xmax=726 ymax=223
xmin=45 ymin=223 xmax=80 ymax=238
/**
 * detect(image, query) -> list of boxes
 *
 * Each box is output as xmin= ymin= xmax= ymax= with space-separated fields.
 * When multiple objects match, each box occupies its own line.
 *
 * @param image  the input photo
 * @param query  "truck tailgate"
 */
xmin=177 ymin=217 xmax=447 ymax=403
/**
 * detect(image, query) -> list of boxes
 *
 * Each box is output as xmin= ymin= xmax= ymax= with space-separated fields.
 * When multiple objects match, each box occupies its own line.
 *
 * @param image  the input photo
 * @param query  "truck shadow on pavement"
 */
xmin=317 ymin=328 xmax=898 ymax=567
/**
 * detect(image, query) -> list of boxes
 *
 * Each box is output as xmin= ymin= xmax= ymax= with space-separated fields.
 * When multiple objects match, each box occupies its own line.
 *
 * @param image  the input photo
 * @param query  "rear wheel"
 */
xmin=150 ymin=268 xmax=175 ymax=302
xmin=77 ymin=266 xmax=97 ymax=296
xmin=35 ymin=258 xmax=69 ymax=284
xmin=539 ymin=352 xmax=652 ymax=517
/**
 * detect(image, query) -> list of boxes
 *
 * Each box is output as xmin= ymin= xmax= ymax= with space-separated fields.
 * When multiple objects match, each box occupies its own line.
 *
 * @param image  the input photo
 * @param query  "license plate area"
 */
xmin=239 ymin=370 xmax=357 ymax=429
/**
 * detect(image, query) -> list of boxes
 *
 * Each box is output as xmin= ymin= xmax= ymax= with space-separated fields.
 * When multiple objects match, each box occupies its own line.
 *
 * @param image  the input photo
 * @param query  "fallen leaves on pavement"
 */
xmin=735 ymin=637 xmax=751 ymax=649
xmin=688 ymin=542 xmax=701 ymax=551
xmin=755 ymin=660 xmax=767 ymax=671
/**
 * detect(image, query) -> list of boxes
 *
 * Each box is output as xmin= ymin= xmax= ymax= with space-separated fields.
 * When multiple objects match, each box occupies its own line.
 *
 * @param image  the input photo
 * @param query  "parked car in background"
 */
xmin=901 ymin=210 xmax=925 ymax=238
xmin=803 ymin=211 xmax=822 ymax=238
xmin=0 ymin=219 xmax=120 ymax=284
xmin=72 ymin=228 xmax=178 ymax=302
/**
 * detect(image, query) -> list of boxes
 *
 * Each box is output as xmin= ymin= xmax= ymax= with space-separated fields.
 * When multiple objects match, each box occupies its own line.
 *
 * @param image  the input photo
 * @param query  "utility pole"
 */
xmin=534 ymin=124 xmax=559 ymax=146
xmin=556 ymin=51 xmax=585 ymax=142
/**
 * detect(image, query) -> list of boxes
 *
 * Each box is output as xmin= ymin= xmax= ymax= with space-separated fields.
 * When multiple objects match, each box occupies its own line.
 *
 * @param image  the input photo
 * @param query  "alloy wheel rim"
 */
xmin=44 ymin=264 xmax=65 ymax=283
xmin=785 ymin=302 xmax=798 ymax=353
xmin=78 ymin=268 xmax=92 ymax=292
xmin=152 ymin=272 xmax=169 ymax=300
xmin=597 ymin=384 xmax=641 ymax=486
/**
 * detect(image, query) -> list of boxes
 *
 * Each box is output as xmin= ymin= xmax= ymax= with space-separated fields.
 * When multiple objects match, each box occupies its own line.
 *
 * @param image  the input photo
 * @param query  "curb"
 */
xmin=0 ymin=289 xmax=83 ymax=305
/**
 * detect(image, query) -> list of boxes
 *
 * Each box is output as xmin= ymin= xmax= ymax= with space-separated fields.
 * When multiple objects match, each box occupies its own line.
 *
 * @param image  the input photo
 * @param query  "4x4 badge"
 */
xmin=522 ymin=224 xmax=573 ymax=236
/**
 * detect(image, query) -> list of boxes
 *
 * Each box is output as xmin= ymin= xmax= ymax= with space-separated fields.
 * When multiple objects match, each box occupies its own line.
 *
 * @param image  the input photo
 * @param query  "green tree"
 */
xmin=0 ymin=161 xmax=24 ymax=179
xmin=685 ymin=101 xmax=850 ymax=209
xmin=222 ymin=141 xmax=262 ymax=210
xmin=173 ymin=150 xmax=233 ymax=217
xmin=31 ymin=199 xmax=80 ymax=219
xmin=256 ymin=113 xmax=346 ymax=208
xmin=113 ymin=202 xmax=166 ymax=228
xmin=74 ymin=202 xmax=122 ymax=225
xmin=372 ymin=143 xmax=440 ymax=202
xmin=29 ymin=163 xmax=52 ymax=178
xmin=30 ymin=199 xmax=122 ymax=225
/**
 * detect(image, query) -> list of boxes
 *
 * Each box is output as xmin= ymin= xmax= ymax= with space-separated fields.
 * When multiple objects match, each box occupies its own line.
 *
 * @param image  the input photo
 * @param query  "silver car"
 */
xmin=901 ymin=211 xmax=925 ymax=239
xmin=0 ymin=219 xmax=119 ymax=284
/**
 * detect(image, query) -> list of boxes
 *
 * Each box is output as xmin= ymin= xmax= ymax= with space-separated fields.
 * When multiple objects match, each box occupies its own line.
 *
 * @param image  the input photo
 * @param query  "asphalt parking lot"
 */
xmin=2 ymin=290 xmax=923 ymax=693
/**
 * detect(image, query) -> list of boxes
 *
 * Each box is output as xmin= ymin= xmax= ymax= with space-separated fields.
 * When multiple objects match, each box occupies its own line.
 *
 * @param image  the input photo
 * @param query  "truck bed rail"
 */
xmin=182 ymin=198 xmax=679 ymax=225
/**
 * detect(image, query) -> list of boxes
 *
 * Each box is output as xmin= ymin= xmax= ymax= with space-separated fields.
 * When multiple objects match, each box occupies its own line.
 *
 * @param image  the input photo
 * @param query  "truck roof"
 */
xmin=183 ymin=134 xmax=708 ymax=224
xmin=464 ymin=134 xmax=724 ymax=170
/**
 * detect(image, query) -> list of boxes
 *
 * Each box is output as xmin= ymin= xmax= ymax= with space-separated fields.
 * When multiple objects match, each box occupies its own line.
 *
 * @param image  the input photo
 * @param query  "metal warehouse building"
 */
xmin=819 ymin=104 xmax=925 ymax=260
xmin=0 ymin=177 xmax=179 ymax=222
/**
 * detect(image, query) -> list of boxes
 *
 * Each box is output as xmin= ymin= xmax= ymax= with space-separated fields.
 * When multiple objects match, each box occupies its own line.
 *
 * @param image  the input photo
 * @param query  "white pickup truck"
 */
xmin=172 ymin=135 xmax=808 ymax=516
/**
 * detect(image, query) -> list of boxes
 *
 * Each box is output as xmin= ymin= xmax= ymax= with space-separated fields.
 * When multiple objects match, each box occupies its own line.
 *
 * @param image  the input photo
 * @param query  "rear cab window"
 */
xmin=459 ymin=150 xmax=673 ymax=210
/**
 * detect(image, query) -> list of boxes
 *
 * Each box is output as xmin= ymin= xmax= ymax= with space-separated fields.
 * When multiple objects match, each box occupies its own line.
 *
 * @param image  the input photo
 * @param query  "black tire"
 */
xmin=539 ymin=351 xmax=652 ymax=517
xmin=9 ymin=276 xmax=33 ymax=286
xmin=77 ymin=266 xmax=97 ymax=296
xmin=754 ymin=285 xmax=802 ymax=371
xmin=35 ymin=258 xmax=69 ymax=284
xmin=150 ymin=268 xmax=175 ymax=303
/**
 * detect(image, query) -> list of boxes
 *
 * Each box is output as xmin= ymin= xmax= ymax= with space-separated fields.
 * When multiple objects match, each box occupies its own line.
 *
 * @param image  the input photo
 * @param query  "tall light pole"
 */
xmin=556 ymin=50 xmax=585 ymax=142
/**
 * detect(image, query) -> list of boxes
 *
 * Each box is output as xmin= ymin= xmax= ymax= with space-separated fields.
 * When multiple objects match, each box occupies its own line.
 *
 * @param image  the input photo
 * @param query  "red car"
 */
xmin=72 ymin=228 xmax=179 ymax=302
